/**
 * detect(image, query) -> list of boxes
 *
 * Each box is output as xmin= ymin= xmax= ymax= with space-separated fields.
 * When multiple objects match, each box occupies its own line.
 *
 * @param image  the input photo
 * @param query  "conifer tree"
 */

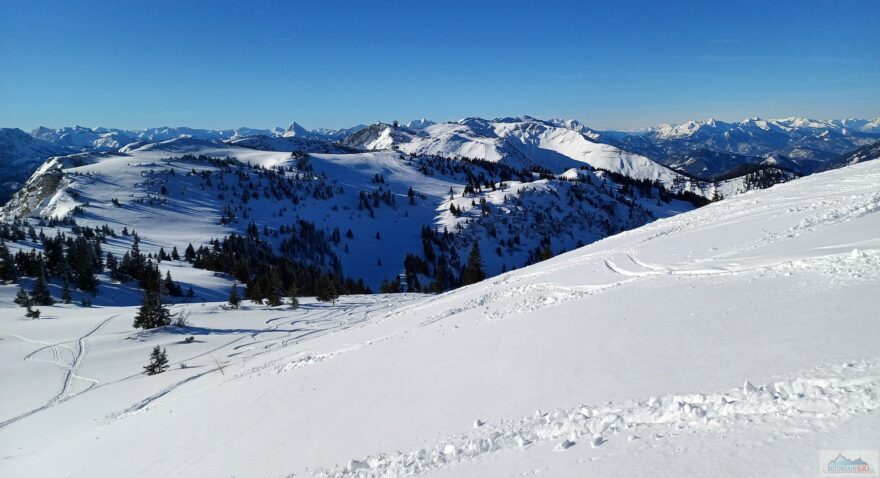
xmin=461 ymin=240 xmax=486 ymax=285
xmin=228 ymin=283 xmax=241 ymax=309
xmin=316 ymin=275 xmax=338 ymax=304
xmin=0 ymin=240 xmax=15 ymax=281
xmin=106 ymin=252 xmax=122 ymax=281
xmin=264 ymin=270 xmax=283 ymax=307
xmin=162 ymin=270 xmax=182 ymax=296
xmin=14 ymin=286 xmax=30 ymax=307
xmin=287 ymin=285 xmax=299 ymax=309
xmin=133 ymin=291 xmax=171 ymax=329
xmin=61 ymin=276 xmax=73 ymax=304
xmin=30 ymin=269 xmax=54 ymax=306
xmin=184 ymin=243 xmax=196 ymax=262
xmin=143 ymin=346 xmax=169 ymax=375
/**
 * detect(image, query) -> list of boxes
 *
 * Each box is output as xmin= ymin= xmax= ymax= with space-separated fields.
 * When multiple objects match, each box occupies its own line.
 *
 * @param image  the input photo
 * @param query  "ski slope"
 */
xmin=0 ymin=160 xmax=878 ymax=477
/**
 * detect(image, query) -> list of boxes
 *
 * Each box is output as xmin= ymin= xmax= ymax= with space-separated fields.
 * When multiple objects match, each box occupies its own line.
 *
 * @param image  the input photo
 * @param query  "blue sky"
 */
xmin=1 ymin=0 xmax=878 ymax=131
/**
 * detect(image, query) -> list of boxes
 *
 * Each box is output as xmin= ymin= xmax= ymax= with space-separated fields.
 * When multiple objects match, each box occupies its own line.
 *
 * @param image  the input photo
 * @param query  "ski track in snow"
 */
xmin=412 ymin=246 xmax=877 ymax=329
xmin=0 ymin=315 xmax=117 ymax=430
xmin=311 ymin=360 xmax=880 ymax=477
xmin=104 ymin=297 xmax=411 ymax=422
xmin=482 ymin=172 xmax=880 ymax=286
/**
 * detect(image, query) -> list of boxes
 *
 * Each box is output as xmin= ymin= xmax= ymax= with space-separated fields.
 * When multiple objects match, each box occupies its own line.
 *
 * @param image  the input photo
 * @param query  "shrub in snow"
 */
xmin=25 ymin=305 xmax=41 ymax=319
xmin=143 ymin=346 xmax=169 ymax=376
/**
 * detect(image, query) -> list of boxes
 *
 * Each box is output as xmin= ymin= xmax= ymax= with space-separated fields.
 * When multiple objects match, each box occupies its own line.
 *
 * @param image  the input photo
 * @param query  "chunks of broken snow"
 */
xmin=314 ymin=360 xmax=880 ymax=477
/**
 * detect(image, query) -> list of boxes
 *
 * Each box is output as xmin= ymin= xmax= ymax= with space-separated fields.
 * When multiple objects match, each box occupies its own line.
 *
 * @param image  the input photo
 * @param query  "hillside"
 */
xmin=0 ymin=159 xmax=877 ymax=477
xmin=1 ymin=137 xmax=697 ymax=291
xmin=0 ymin=128 xmax=68 ymax=204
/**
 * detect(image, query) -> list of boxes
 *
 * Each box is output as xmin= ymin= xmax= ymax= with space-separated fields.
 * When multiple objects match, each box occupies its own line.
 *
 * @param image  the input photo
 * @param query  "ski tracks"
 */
xmin=0 ymin=314 xmax=117 ymax=430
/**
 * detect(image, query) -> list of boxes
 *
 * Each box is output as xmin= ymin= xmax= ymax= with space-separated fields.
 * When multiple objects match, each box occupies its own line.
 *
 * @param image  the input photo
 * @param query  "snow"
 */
xmin=0 ymin=159 xmax=878 ymax=477
xmin=3 ymin=136 xmax=689 ymax=290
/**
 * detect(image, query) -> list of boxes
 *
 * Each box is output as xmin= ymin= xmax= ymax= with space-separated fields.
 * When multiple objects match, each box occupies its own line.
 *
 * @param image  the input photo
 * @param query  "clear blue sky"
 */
xmin=1 ymin=0 xmax=878 ymax=131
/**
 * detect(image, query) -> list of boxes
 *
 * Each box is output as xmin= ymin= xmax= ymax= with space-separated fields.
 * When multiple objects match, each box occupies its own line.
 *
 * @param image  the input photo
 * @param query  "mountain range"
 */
xmin=1 ymin=114 xmax=877 ymax=210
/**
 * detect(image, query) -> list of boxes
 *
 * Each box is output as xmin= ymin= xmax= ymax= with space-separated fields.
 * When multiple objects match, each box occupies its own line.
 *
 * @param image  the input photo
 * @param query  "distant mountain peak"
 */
xmin=282 ymin=122 xmax=310 ymax=138
xmin=406 ymin=119 xmax=435 ymax=129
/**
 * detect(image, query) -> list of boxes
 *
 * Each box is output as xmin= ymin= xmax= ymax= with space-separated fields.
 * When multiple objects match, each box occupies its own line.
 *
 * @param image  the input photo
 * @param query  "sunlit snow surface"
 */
xmin=0 ymin=138 xmax=695 ymax=290
xmin=0 ymin=160 xmax=878 ymax=477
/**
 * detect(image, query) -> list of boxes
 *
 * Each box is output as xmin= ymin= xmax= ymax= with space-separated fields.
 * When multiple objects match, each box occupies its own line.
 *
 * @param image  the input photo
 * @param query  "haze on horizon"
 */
xmin=1 ymin=0 xmax=878 ymax=131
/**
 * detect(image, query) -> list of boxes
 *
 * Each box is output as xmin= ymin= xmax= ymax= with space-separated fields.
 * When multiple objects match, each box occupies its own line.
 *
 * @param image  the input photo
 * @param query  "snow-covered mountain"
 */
xmin=1 ymin=136 xmax=700 ymax=291
xmin=827 ymin=140 xmax=880 ymax=170
xmin=0 ymin=128 xmax=69 ymax=203
xmin=1 ymin=157 xmax=877 ymax=477
xmin=7 ymin=116 xmax=876 ymax=207
xmin=405 ymin=118 xmax=436 ymax=130
xmin=339 ymin=116 xmax=685 ymax=185
xmin=605 ymin=117 xmax=880 ymax=179
xmin=30 ymin=123 xmax=369 ymax=150
xmin=31 ymin=126 xmax=137 ymax=151
xmin=309 ymin=124 xmax=368 ymax=141
xmin=831 ymin=117 xmax=880 ymax=134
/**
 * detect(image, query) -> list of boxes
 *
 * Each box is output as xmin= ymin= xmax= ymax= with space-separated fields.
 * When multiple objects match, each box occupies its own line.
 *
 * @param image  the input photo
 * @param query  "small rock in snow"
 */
xmin=473 ymin=419 xmax=484 ymax=428
xmin=590 ymin=434 xmax=606 ymax=448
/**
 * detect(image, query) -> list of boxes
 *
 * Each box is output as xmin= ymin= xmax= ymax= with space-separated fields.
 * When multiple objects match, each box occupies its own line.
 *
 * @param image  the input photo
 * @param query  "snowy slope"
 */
xmin=2 ymin=137 xmax=688 ymax=290
xmin=0 ymin=160 xmax=878 ymax=477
